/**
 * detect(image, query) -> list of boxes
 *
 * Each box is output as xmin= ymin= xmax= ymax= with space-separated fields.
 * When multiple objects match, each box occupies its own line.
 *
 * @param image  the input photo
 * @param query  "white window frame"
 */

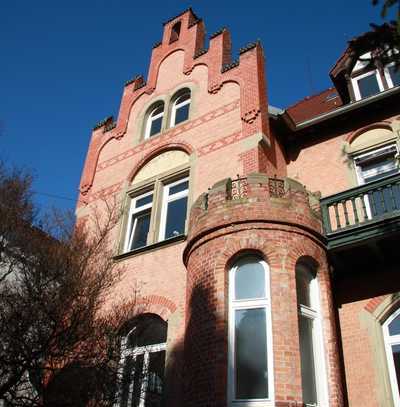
xmin=228 ymin=257 xmax=274 ymax=407
xmin=384 ymin=62 xmax=400 ymax=89
xmin=383 ymin=308 xmax=400 ymax=407
xmin=354 ymin=143 xmax=399 ymax=219
xmin=297 ymin=268 xmax=329 ymax=407
xmin=124 ymin=190 xmax=153 ymax=252
xmin=144 ymin=104 xmax=164 ymax=139
xmin=117 ymin=328 xmax=167 ymax=407
xmin=158 ymin=177 xmax=189 ymax=241
xmin=351 ymin=69 xmax=385 ymax=101
xmin=169 ymin=92 xmax=191 ymax=127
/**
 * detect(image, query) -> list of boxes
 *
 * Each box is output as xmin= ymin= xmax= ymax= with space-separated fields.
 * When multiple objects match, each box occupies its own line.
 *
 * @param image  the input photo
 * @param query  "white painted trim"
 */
xmin=170 ymin=92 xmax=191 ymax=127
xmin=352 ymin=69 xmax=385 ymax=101
xmin=383 ymin=308 xmax=400 ymax=407
xmin=124 ymin=190 xmax=153 ymax=252
xmin=384 ymin=62 xmax=399 ymax=89
xmin=158 ymin=177 xmax=189 ymax=241
xmin=144 ymin=104 xmax=164 ymax=139
xmin=228 ymin=257 xmax=274 ymax=407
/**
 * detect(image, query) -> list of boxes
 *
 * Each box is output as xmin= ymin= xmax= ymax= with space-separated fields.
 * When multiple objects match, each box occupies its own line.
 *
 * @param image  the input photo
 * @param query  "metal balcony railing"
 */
xmin=320 ymin=173 xmax=400 ymax=235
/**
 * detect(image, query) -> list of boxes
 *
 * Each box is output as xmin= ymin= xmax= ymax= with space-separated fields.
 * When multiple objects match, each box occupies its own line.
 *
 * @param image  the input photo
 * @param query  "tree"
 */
xmin=0 ymin=162 xmax=133 ymax=406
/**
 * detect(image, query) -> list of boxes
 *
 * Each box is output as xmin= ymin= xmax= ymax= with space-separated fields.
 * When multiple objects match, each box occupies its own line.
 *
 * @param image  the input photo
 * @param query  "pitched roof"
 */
xmin=285 ymin=87 xmax=343 ymax=124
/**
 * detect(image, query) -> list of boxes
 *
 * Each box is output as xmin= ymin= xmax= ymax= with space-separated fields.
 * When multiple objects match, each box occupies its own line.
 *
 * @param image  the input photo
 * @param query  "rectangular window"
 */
xmin=123 ymin=174 xmax=189 ymax=254
xmin=352 ymin=70 xmax=384 ymax=100
xmin=159 ymin=178 xmax=189 ymax=241
xmin=385 ymin=63 xmax=400 ymax=88
xmin=354 ymin=144 xmax=400 ymax=217
xmin=125 ymin=191 xmax=153 ymax=252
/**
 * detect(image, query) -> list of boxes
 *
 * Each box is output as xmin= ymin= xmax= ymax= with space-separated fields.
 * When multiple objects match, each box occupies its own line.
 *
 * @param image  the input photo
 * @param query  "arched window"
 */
xmin=228 ymin=255 xmax=273 ymax=404
xmin=170 ymin=90 xmax=191 ymax=127
xmin=144 ymin=102 xmax=164 ymax=139
xmin=296 ymin=261 xmax=328 ymax=407
xmin=118 ymin=315 xmax=167 ymax=407
xmin=383 ymin=308 xmax=400 ymax=406
xmin=169 ymin=21 xmax=181 ymax=43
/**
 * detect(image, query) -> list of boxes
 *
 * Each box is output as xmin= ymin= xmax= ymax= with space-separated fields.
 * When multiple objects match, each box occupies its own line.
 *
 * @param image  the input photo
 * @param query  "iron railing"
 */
xmin=320 ymin=173 xmax=400 ymax=234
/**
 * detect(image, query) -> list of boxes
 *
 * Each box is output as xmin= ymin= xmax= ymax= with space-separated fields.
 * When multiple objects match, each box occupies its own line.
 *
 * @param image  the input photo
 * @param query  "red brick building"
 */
xmin=77 ymin=9 xmax=400 ymax=407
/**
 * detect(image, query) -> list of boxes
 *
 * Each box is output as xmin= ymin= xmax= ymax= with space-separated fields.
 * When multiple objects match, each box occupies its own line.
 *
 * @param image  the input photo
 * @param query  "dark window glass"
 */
xmin=299 ymin=315 xmax=318 ymax=405
xmin=128 ymin=317 xmax=167 ymax=348
xmin=357 ymin=74 xmax=381 ymax=98
xmin=388 ymin=65 xmax=400 ymax=87
xmin=389 ymin=314 xmax=400 ymax=336
xmin=169 ymin=180 xmax=188 ymax=195
xmin=174 ymin=104 xmax=189 ymax=125
xmin=235 ymin=308 xmax=268 ymax=399
xmin=135 ymin=194 xmax=153 ymax=208
xmin=149 ymin=116 xmax=162 ymax=137
xmin=145 ymin=351 xmax=166 ymax=407
xmin=132 ymin=354 xmax=145 ymax=407
xmin=129 ymin=210 xmax=151 ymax=250
xmin=234 ymin=259 xmax=266 ymax=300
xmin=120 ymin=356 xmax=134 ymax=407
xmin=164 ymin=196 xmax=187 ymax=239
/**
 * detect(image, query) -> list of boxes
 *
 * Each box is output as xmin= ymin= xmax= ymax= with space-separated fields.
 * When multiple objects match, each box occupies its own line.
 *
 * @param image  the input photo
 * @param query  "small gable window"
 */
xmin=170 ymin=90 xmax=191 ymax=127
xmin=145 ymin=102 xmax=164 ymax=139
xmin=352 ymin=70 xmax=383 ymax=100
xmin=170 ymin=21 xmax=181 ymax=43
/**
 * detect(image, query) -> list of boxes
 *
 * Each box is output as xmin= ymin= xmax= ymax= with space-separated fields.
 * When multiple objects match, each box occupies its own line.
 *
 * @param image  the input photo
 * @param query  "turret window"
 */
xmin=228 ymin=255 xmax=274 ymax=405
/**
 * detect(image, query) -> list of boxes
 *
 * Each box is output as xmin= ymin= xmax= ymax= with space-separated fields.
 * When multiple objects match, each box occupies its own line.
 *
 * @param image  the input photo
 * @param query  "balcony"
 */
xmin=320 ymin=173 xmax=400 ymax=250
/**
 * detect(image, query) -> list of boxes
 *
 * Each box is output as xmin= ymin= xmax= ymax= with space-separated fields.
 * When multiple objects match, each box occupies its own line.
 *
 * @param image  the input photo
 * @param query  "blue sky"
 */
xmin=0 ymin=1 xmax=392 ymax=213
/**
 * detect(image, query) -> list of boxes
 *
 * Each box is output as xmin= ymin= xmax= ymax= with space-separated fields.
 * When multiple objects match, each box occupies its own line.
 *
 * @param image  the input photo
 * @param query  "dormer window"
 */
xmin=145 ymin=102 xmax=164 ymax=139
xmin=385 ymin=63 xmax=400 ymax=88
xmin=352 ymin=70 xmax=384 ymax=100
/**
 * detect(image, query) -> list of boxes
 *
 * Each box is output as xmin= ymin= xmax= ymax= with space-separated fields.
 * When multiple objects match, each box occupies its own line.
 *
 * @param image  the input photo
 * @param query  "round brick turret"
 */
xmin=182 ymin=173 xmax=343 ymax=407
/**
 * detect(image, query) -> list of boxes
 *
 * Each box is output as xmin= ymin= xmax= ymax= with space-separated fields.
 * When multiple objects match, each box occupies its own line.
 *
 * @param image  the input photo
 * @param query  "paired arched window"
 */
xmin=143 ymin=89 xmax=191 ymax=139
xmin=228 ymin=255 xmax=273 ymax=403
xmin=144 ymin=102 xmax=164 ymax=139
xmin=118 ymin=314 xmax=167 ymax=407
xmin=296 ymin=261 xmax=328 ymax=407
xmin=383 ymin=308 xmax=400 ymax=407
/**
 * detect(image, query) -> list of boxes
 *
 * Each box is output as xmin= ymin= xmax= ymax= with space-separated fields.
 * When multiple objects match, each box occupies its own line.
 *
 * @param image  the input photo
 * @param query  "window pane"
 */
xmin=145 ymin=350 xmax=166 ymax=407
xmin=174 ymin=103 xmax=189 ymax=125
xmin=164 ymin=196 xmax=187 ymax=239
xmin=129 ymin=210 xmax=151 ymax=250
xmin=392 ymin=344 xmax=400 ymax=398
xmin=357 ymin=74 xmax=380 ymax=98
xmin=120 ymin=356 xmax=134 ymax=407
xmin=235 ymin=259 xmax=265 ymax=300
xmin=135 ymin=194 xmax=153 ymax=208
xmin=176 ymin=92 xmax=190 ymax=104
xmin=149 ymin=117 xmax=162 ymax=137
xmin=235 ymin=308 xmax=268 ymax=399
xmin=132 ymin=354 xmax=145 ymax=407
xmin=389 ymin=314 xmax=400 ymax=336
xmin=130 ymin=317 xmax=167 ymax=348
xmin=296 ymin=266 xmax=314 ymax=308
xmin=299 ymin=315 xmax=318 ymax=406
xmin=389 ymin=65 xmax=400 ymax=87
xmin=169 ymin=180 xmax=188 ymax=195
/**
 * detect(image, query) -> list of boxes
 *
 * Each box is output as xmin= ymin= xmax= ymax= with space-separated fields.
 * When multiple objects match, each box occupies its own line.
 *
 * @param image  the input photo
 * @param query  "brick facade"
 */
xmin=77 ymin=8 xmax=400 ymax=407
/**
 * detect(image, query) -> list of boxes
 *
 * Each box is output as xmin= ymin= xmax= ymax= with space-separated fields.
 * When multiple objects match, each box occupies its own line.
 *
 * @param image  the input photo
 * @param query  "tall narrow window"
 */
xmin=296 ymin=262 xmax=328 ymax=407
xmin=159 ymin=177 xmax=188 ymax=241
xmin=169 ymin=21 xmax=181 ymax=43
xmin=170 ymin=90 xmax=191 ymax=127
xmin=383 ymin=308 xmax=400 ymax=407
xmin=118 ymin=315 xmax=167 ymax=407
xmin=228 ymin=255 xmax=273 ymax=404
xmin=124 ymin=190 xmax=153 ymax=251
xmin=145 ymin=103 xmax=164 ymax=139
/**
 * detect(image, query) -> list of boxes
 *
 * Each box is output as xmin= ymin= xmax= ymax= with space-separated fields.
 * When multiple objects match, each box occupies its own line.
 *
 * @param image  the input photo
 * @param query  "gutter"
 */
xmin=280 ymin=85 xmax=400 ymax=131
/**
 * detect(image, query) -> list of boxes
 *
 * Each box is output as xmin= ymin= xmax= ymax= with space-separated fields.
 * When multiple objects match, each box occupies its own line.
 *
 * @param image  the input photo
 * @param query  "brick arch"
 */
xmin=364 ymin=294 xmax=400 ymax=320
xmin=345 ymin=121 xmax=393 ymax=144
xmin=121 ymin=295 xmax=177 ymax=323
xmin=126 ymin=141 xmax=194 ymax=183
